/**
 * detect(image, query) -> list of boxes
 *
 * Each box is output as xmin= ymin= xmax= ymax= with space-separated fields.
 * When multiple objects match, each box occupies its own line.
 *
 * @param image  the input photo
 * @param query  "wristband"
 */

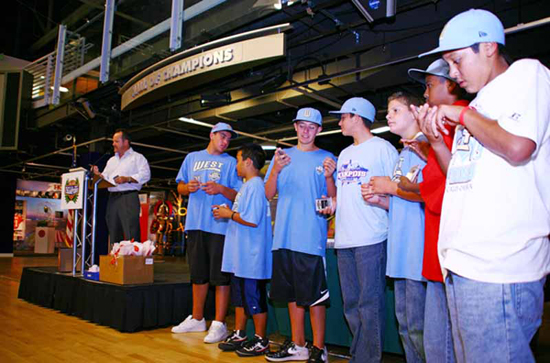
xmin=459 ymin=106 xmax=476 ymax=127
xmin=231 ymin=211 xmax=236 ymax=220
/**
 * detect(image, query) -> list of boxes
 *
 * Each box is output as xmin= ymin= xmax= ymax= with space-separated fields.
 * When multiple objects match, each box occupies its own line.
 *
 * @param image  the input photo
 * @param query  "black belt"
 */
xmin=110 ymin=190 xmax=138 ymax=196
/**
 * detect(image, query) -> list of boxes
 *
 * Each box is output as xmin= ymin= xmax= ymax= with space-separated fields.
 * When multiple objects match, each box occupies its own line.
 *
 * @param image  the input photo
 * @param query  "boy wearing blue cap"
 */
xmin=265 ymin=108 xmax=336 ymax=363
xmin=421 ymin=9 xmax=550 ymax=362
xmin=172 ymin=122 xmax=243 ymax=344
xmin=406 ymin=58 xmax=468 ymax=363
xmin=322 ymin=97 xmax=398 ymax=363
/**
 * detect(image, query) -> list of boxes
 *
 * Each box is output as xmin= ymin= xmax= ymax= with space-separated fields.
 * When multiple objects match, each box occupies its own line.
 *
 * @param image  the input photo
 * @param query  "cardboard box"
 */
xmin=58 ymin=248 xmax=82 ymax=272
xmin=99 ymin=255 xmax=154 ymax=285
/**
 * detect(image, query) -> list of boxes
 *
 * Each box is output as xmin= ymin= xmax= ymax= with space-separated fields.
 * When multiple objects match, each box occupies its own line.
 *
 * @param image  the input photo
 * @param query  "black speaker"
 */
xmin=0 ymin=70 xmax=32 ymax=150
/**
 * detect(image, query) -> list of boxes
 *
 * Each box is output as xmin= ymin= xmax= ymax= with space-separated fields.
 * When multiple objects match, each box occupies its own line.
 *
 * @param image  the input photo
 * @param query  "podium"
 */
xmin=90 ymin=175 xmax=116 ymax=190
xmin=34 ymin=227 xmax=56 ymax=253
xmin=61 ymin=168 xmax=115 ymax=276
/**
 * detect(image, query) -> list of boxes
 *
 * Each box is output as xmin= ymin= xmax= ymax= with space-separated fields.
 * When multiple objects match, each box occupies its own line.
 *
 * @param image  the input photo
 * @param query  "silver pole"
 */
xmin=169 ymin=0 xmax=184 ymax=52
xmin=52 ymin=24 xmax=67 ymax=105
xmin=91 ymin=177 xmax=102 ymax=266
xmin=72 ymin=209 xmax=79 ymax=276
xmin=80 ymin=173 xmax=90 ymax=274
xmin=99 ymin=0 xmax=115 ymax=83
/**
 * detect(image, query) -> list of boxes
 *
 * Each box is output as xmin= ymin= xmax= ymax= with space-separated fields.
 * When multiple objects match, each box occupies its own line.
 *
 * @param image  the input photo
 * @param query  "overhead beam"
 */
xmin=30 ymin=3 xmax=96 ymax=52
xmin=77 ymin=0 xmax=153 ymax=28
xmin=62 ymin=0 xmax=228 ymax=85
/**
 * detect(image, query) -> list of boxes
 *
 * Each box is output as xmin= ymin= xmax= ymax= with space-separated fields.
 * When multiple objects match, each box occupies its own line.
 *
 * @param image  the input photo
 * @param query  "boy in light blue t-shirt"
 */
xmin=213 ymin=143 xmax=273 ymax=358
xmin=265 ymin=108 xmax=336 ymax=363
xmin=172 ymin=122 xmax=242 ymax=344
xmin=365 ymin=92 xmax=427 ymax=363
xmin=324 ymin=97 xmax=398 ymax=363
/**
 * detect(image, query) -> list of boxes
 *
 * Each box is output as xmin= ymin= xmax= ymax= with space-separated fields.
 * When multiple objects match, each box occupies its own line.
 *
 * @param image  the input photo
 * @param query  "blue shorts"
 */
xmin=230 ymin=275 xmax=268 ymax=316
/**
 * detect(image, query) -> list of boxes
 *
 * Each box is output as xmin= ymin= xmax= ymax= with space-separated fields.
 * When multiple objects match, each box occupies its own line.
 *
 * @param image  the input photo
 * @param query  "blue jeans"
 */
xmin=445 ymin=272 xmax=545 ymax=363
xmin=394 ymin=278 xmax=427 ymax=363
xmin=424 ymin=280 xmax=455 ymax=363
xmin=337 ymin=242 xmax=387 ymax=363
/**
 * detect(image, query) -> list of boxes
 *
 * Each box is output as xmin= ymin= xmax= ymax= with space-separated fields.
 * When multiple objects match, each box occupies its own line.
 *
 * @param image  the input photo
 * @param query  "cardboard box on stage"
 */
xmin=99 ymin=255 xmax=154 ymax=285
xmin=58 ymin=248 xmax=82 ymax=272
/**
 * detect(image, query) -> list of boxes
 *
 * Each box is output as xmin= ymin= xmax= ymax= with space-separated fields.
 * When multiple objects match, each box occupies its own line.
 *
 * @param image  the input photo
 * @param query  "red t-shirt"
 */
xmin=419 ymin=100 xmax=469 ymax=282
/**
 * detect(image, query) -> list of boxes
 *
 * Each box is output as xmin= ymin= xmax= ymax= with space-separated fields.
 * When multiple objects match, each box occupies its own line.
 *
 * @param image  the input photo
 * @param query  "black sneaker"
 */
xmin=307 ymin=346 xmax=328 ymax=363
xmin=236 ymin=334 xmax=269 ymax=357
xmin=265 ymin=339 xmax=309 ymax=361
xmin=218 ymin=330 xmax=247 ymax=351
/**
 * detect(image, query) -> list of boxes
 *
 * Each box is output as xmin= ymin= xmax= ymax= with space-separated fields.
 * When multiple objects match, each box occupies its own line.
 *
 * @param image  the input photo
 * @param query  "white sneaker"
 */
xmin=171 ymin=315 xmax=206 ymax=333
xmin=203 ymin=320 xmax=230 ymax=343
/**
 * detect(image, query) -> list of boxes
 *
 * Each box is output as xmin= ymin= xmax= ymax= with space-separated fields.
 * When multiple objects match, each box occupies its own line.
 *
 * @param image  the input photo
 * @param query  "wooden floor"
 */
xmin=2 ymin=256 xmax=550 ymax=362
xmin=0 ymin=256 xmax=354 ymax=363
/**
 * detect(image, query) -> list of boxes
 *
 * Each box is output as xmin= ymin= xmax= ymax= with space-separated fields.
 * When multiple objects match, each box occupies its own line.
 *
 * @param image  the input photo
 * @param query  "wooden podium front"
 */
xmin=90 ymin=175 xmax=115 ymax=189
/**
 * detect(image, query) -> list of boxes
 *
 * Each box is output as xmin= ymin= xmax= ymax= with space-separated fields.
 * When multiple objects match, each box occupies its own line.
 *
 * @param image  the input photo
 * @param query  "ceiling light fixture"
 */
xmin=200 ymin=93 xmax=231 ymax=107
xmin=51 ymin=86 xmax=69 ymax=93
xmin=178 ymin=117 xmax=214 ymax=128
xmin=371 ymin=126 xmax=391 ymax=134
xmin=261 ymin=142 xmax=277 ymax=150
xmin=279 ymin=128 xmax=342 ymax=142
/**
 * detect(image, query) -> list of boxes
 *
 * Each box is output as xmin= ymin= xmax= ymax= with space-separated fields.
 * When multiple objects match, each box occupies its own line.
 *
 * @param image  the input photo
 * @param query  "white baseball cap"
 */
xmin=293 ymin=107 xmax=323 ymax=126
xmin=211 ymin=122 xmax=237 ymax=138
xmin=329 ymin=97 xmax=376 ymax=122
xmin=420 ymin=9 xmax=505 ymax=57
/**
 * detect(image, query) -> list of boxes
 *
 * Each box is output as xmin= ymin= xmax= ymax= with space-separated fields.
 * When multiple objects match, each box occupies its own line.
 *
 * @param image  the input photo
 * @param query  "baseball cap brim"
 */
xmin=408 ymin=68 xmax=430 ymax=84
xmin=292 ymin=117 xmax=322 ymax=126
xmin=419 ymin=46 xmax=447 ymax=58
xmin=212 ymin=128 xmax=237 ymax=138
xmin=407 ymin=68 xmax=455 ymax=84
xmin=328 ymin=110 xmax=374 ymax=123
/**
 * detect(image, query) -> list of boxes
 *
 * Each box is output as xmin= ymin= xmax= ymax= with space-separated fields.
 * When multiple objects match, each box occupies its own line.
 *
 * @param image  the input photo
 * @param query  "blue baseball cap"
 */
xmin=329 ymin=97 xmax=376 ymax=122
xmin=408 ymin=59 xmax=455 ymax=84
xmin=293 ymin=107 xmax=323 ymax=126
xmin=211 ymin=122 xmax=237 ymax=138
xmin=420 ymin=9 xmax=505 ymax=57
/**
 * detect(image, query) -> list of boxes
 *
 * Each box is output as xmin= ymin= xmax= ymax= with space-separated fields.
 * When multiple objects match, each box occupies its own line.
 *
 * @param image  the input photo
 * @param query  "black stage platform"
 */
xmin=17 ymin=260 xmax=215 ymax=332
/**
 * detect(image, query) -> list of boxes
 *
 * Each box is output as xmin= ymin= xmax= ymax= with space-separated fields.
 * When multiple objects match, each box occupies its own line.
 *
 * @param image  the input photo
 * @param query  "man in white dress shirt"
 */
xmin=93 ymin=129 xmax=151 ymax=244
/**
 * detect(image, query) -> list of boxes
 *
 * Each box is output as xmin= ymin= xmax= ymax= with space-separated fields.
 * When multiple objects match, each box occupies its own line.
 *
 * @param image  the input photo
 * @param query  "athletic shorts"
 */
xmin=230 ymin=275 xmax=268 ymax=316
xmin=186 ymin=230 xmax=230 ymax=286
xmin=270 ymin=249 xmax=330 ymax=307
